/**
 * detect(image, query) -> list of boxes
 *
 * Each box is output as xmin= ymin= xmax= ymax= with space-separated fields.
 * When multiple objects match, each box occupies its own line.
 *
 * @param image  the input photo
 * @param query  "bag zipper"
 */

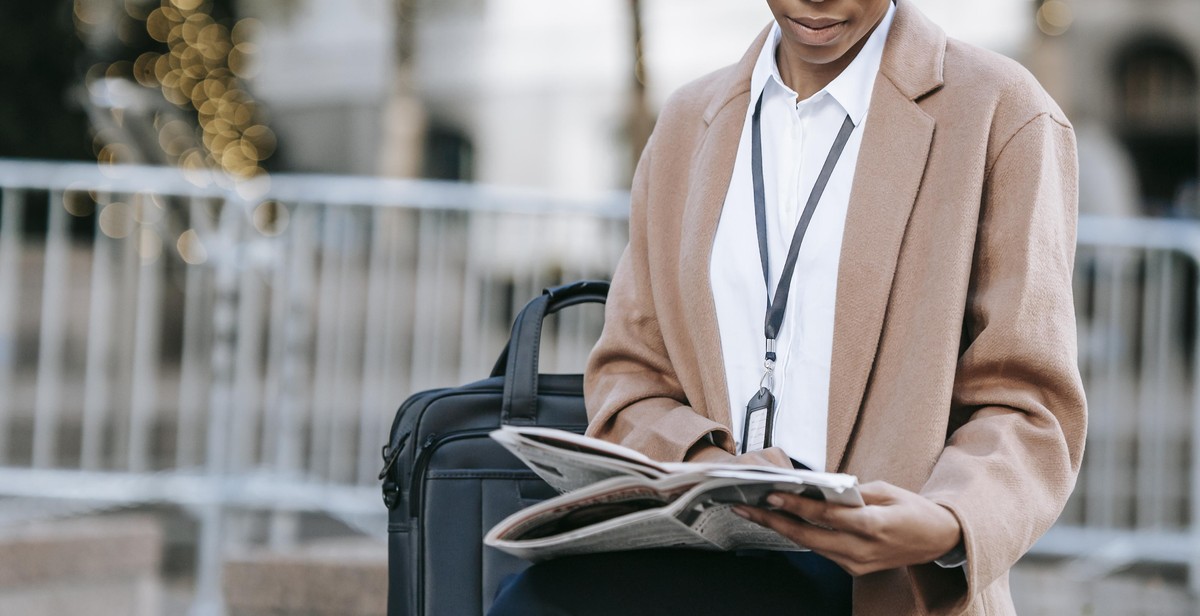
xmin=408 ymin=423 xmax=586 ymax=517
xmin=408 ymin=429 xmax=496 ymax=517
xmin=410 ymin=423 xmax=584 ymax=615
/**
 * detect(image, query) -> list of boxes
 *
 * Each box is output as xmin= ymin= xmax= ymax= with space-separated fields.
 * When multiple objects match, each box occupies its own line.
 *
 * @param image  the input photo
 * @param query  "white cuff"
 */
xmin=933 ymin=540 xmax=967 ymax=569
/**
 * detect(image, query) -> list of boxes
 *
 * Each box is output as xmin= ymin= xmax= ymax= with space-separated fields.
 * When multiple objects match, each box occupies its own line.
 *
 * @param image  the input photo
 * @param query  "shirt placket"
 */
xmin=775 ymin=100 xmax=809 ymax=404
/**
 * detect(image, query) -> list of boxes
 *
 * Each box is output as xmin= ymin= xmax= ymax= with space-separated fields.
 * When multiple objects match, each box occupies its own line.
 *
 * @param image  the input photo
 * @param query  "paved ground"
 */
xmin=38 ymin=533 xmax=1200 ymax=615
xmin=1012 ymin=556 xmax=1196 ymax=616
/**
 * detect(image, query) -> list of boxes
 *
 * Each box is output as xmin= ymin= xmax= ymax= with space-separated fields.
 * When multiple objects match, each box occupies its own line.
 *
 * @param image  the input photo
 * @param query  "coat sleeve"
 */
xmin=583 ymin=133 xmax=737 ymax=462
xmin=908 ymin=112 xmax=1088 ymax=613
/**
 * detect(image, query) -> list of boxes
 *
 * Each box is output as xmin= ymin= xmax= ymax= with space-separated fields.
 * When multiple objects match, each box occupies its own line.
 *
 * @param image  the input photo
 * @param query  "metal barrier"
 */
xmin=3 ymin=157 xmax=1200 ymax=609
xmin=0 ymin=159 xmax=628 ymax=615
xmin=1034 ymin=216 xmax=1200 ymax=591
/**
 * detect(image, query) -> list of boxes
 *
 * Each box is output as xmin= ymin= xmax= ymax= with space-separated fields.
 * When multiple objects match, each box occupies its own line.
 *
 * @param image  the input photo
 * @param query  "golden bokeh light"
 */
xmin=157 ymin=119 xmax=191 ymax=151
xmin=171 ymin=0 xmax=204 ymax=12
xmin=97 ymin=143 xmax=135 ymax=165
xmin=106 ymin=60 xmax=133 ymax=80
xmin=243 ymin=125 xmax=276 ymax=158
xmin=84 ymin=63 xmax=107 ymax=84
xmin=202 ymin=77 xmax=227 ymax=98
xmin=180 ymin=47 xmax=206 ymax=79
xmin=95 ymin=0 xmax=275 ymax=187
xmin=230 ymin=18 xmax=262 ymax=46
xmin=147 ymin=7 xmax=173 ymax=42
xmin=99 ymin=202 xmax=134 ymax=239
xmin=182 ymin=165 xmax=212 ymax=188
xmin=159 ymin=67 xmax=181 ymax=89
xmin=181 ymin=148 xmax=206 ymax=169
xmin=237 ymin=138 xmax=260 ymax=161
xmin=162 ymin=85 xmax=190 ymax=106
xmin=235 ymin=174 xmax=271 ymax=201
xmin=74 ymin=0 xmax=104 ymax=26
xmin=63 ymin=190 xmax=95 ymax=218
xmin=134 ymin=52 xmax=161 ymax=87
xmin=153 ymin=54 xmax=171 ymax=82
xmin=177 ymin=229 xmax=208 ymax=265
xmin=1037 ymin=0 xmax=1073 ymax=37
xmin=148 ymin=192 xmax=171 ymax=211
xmin=229 ymin=103 xmax=253 ymax=127
xmin=252 ymin=200 xmax=289 ymax=236
xmin=161 ymin=4 xmax=184 ymax=23
xmin=124 ymin=0 xmax=151 ymax=20
xmin=227 ymin=43 xmax=257 ymax=78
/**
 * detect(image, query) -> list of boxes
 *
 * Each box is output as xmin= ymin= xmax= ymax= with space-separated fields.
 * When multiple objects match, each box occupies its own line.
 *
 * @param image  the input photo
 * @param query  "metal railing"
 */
xmin=3 ymin=158 xmax=1200 ymax=610
xmin=0 ymin=159 xmax=628 ymax=615
xmin=1035 ymin=216 xmax=1200 ymax=591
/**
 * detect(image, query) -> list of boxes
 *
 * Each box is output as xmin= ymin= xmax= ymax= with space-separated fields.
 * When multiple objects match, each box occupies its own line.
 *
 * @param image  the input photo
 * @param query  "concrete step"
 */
xmin=224 ymin=538 xmax=387 ymax=616
xmin=0 ymin=513 xmax=162 ymax=616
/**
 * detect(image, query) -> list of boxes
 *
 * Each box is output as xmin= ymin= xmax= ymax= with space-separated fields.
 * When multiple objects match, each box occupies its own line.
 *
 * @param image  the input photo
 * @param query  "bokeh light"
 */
xmin=1037 ymin=0 xmax=1074 ymax=37
xmin=62 ymin=190 xmax=95 ymax=218
xmin=84 ymin=0 xmax=276 ymax=187
xmin=251 ymin=200 xmax=288 ymax=236
xmin=176 ymin=228 xmax=208 ymax=265
xmin=98 ymin=202 xmax=134 ymax=239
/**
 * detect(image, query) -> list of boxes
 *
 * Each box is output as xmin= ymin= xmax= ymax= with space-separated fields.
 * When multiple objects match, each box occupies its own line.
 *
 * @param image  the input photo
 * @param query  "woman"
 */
xmin=491 ymin=0 xmax=1085 ymax=613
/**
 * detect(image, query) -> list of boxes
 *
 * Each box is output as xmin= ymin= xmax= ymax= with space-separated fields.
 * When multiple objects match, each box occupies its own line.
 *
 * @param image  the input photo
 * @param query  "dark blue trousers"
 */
xmin=488 ymin=548 xmax=851 ymax=616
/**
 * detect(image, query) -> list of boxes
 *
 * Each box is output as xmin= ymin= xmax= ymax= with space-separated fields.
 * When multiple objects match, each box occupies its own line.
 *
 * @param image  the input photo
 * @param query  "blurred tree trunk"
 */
xmin=628 ymin=0 xmax=654 ymax=177
xmin=380 ymin=0 xmax=426 ymax=177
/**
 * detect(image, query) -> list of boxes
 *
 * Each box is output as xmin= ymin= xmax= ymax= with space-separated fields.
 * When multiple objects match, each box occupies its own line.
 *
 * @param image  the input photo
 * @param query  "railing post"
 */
xmin=358 ymin=207 xmax=392 ymax=484
xmin=1190 ymin=247 xmax=1200 ymax=595
xmin=81 ymin=191 xmax=117 ymax=470
xmin=267 ymin=203 xmax=317 ymax=549
xmin=177 ymin=197 xmax=215 ymax=469
xmin=190 ymin=194 xmax=243 ymax=616
xmin=33 ymin=190 xmax=70 ymax=468
xmin=0 ymin=188 xmax=24 ymax=464
xmin=128 ymin=193 xmax=164 ymax=472
xmin=309 ymin=207 xmax=342 ymax=480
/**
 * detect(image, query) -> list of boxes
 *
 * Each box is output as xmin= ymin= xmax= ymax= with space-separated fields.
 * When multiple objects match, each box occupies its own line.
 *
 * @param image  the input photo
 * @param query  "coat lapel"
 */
xmin=825 ymin=0 xmax=945 ymax=472
xmin=679 ymin=109 xmax=743 ymax=433
xmin=679 ymin=28 xmax=770 ymax=436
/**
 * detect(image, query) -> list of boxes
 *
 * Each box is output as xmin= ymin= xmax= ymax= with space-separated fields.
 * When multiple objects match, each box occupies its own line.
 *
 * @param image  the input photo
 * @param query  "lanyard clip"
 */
xmin=760 ymin=363 xmax=774 ymax=392
xmin=761 ymin=338 xmax=777 ymax=392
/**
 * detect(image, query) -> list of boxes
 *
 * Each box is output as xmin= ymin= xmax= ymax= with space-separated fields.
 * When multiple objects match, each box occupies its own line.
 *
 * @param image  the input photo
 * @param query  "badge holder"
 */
xmin=740 ymin=340 xmax=777 ymax=454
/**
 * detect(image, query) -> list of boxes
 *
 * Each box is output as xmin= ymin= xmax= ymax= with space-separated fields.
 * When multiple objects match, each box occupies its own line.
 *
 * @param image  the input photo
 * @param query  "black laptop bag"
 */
xmin=381 ymin=280 xmax=608 ymax=616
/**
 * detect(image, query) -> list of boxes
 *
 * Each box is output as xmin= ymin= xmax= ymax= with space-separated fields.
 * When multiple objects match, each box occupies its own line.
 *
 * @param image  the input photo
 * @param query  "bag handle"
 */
xmin=494 ymin=280 xmax=609 ymax=425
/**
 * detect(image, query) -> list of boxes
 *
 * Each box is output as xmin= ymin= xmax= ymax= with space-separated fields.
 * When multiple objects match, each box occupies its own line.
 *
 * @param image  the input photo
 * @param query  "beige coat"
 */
xmin=583 ymin=0 xmax=1087 ymax=614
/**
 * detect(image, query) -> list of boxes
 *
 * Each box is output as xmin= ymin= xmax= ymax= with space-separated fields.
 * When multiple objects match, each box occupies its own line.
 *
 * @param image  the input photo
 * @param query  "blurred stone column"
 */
xmin=626 ymin=0 xmax=653 ymax=180
xmin=379 ymin=0 xmax=426 ymax=178
xmin=1026 ymin=0 xmax=1075 ymax=117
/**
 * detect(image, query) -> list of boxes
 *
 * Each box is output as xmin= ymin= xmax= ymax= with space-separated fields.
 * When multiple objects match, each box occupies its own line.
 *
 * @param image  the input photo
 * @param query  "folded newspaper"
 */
xmin=483 ymin=425 xmax=862 ymax=561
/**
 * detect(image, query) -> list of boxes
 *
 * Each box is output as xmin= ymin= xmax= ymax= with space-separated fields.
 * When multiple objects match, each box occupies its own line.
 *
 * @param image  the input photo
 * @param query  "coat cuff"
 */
xmin=906 ymin=499 xmax=971 ymax=616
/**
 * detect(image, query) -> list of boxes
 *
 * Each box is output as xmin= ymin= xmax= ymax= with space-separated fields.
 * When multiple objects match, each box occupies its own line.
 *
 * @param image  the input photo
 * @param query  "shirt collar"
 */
xmin=748 ymin=0 xmax=896 ymax=126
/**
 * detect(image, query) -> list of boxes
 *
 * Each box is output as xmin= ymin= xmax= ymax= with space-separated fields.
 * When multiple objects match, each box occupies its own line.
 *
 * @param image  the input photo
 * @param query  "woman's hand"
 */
xmin=734 ymin=481 xmax=962 ymax=576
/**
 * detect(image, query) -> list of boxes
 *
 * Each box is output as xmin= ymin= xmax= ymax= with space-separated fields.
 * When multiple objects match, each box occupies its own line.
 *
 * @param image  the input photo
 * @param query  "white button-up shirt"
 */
xmin=710 ymin=3 xmax=895 ymax=471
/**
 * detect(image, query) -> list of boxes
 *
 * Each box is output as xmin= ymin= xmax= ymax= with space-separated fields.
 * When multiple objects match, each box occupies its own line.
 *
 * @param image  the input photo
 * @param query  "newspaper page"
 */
xmin=485 ymin=463 xmax=864 ymax=559
xmin=490 ymin=425 xmax=672 ymax=492
xmin=484 ymin=475 xmax=718 ymax=561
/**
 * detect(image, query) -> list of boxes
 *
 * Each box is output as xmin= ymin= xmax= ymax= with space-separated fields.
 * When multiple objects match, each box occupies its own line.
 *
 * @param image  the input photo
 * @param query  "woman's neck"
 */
xmin=774 ymin=18 xmax=881 ymax=101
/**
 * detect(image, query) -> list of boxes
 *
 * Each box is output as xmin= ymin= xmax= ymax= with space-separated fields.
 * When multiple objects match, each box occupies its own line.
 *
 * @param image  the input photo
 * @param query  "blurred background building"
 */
xmin=0 ymin=0 xmax=1198 ymax=614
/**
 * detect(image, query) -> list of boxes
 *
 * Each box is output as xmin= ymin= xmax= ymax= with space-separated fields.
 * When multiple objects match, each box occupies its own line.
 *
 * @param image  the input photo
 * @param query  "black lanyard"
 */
xmin=750 ymin=92 xmax=855 ymax=387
